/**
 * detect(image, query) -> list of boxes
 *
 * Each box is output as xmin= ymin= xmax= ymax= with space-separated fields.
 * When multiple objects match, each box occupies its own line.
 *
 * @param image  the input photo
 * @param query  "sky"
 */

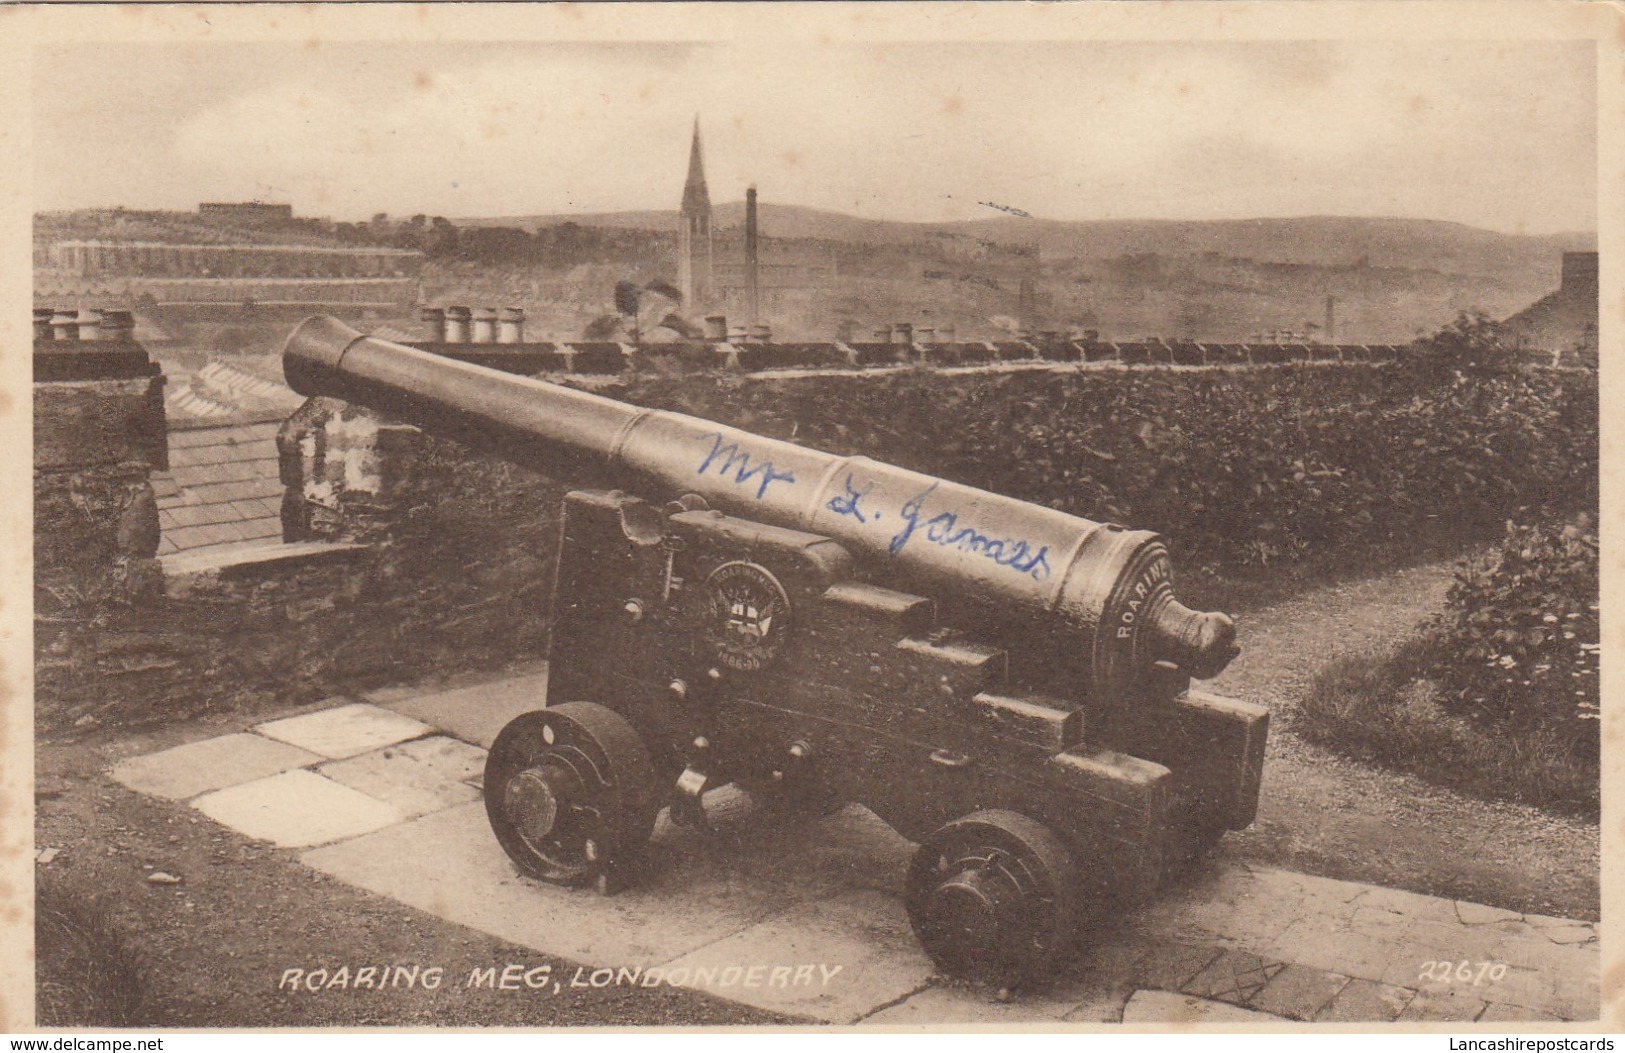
xmin=32 ymin=39 xmax=1597 ymax=234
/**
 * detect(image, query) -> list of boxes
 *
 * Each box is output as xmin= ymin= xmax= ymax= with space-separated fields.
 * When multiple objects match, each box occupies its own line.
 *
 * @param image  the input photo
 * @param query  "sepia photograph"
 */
xmin=4 ymin=0 xmax=1615 ymax=1034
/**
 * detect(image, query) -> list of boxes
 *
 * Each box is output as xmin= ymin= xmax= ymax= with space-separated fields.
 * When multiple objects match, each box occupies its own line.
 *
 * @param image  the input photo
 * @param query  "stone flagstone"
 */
xmin=1181 ymin=948 xmax=1285 ymax=1005
xmin=393 ymin=735 xmax=487 ymax=783
xmin=656 ymin=889 xmax=934 ymax=1024
xmin=1121 ymin=989 xmax=1285 ymax=1023
xmin=319 ymin=738 xmax=482 ymax=819
xmin=301 ymin=802 xmax=840 ymax=970
xmin=108 ymin=682 xmax=1602 ymax=1026
xmin=193 ymin=769 xmax=405 ymax=847
xmin=364 ymin=672 xmax=549 ymax=750
xmin=111 ymin=733 xmax=320 ymax=801
xmin=863 ymin=979 xmax=1115 ymax=1025
xmin=1246 ymin=963 xmax=1350 ymax=1021
xmin=1315 ymin=977 xmax=1416 ymax=1022
xmin=256 ymin=703 xmax=433 ymax=760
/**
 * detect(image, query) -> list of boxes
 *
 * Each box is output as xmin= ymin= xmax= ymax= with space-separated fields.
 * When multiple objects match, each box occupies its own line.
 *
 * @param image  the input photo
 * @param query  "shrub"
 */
xmin=1299 ymin=513 xmax=1599 ymax=816
xmin=1419 ymin=516 xmax=1600 ymax=760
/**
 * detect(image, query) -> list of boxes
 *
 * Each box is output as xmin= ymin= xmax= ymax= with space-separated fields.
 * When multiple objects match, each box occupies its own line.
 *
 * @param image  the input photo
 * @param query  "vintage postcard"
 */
xmin=1 ymin=0 xmax=1618 ymax=1035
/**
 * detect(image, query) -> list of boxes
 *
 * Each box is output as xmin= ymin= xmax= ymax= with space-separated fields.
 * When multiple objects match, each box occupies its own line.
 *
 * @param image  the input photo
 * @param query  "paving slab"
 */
xmin=256 ymin=703 xmax=434 ymax=759
xmin=1247 ymin=963 xmax=1349 ymax=1021
xmin=1480 ymin=1002 xmax=1550 ymax=1022
xmin=301 ymin=802 xmax=836 ymax=968
xmin=319 ymin=739 xmax=483 ymax=819
xmin=192 ymin=769 xmax=405 ymax=847
xmin=659 ymin=889 xmax=933 ymax=1024
xmin=392 ymin=735 xmax=488 ymax=783
xmin=1181 ymin=949 xmax=1284 ymax=1005
xmin=1124 ymin=940 xmax=1225 ymax=993
xmin=1398 ymin=986 xmax=1490 ymax=1022
xmin=1456 ymin=901 xmax=1525 ymax=926
xmin=1121 ymin=989 xmax=1285 ymax=1024
xmin=1315 ymin=977 xmax=1415 ymax=1022
xmin=108 ymin=679 xmax=1604 ymax=1026
xmin=864 ymin=979 xmax=1111 ymax=1025
xmin=365 ymin=672 xmax=550 ymax=749
xmin=110 ymin=733 xmax=321 ymax=800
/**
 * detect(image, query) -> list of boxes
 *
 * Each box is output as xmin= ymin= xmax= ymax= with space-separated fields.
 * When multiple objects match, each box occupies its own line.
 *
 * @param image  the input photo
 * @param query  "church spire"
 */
xmin=682 ymin=117 xmax=710 ymax=214
xmin=678 ymin=117 xmax=713 ymax=307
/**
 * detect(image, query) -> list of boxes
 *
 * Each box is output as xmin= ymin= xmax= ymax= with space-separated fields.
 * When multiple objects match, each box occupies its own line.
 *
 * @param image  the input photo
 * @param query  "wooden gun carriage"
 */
xmin=283 ymin=316 xmax=1267 ymax=986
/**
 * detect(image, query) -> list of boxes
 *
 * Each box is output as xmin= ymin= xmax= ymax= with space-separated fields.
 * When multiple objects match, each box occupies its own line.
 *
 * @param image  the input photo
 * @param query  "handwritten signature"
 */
xmin=825 ymin=473 xmax=874 ymax=523
xmin=697 ymin=433 xmax=797 ymax=499
xmin=827 ymin=480 xmax=1052 ymax=581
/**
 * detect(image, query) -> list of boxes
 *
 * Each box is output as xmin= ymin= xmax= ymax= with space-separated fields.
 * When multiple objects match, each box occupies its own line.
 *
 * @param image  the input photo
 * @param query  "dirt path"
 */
xmin=1208 ymin=560 xmax=1600 ymax=920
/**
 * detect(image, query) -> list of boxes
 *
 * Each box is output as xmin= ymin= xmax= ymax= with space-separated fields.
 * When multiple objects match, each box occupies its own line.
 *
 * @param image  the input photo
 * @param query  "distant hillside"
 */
xmin=459 ymin=206 xmax=1592 ymax=281
xmin=40 ymin=205 xmax=1593 ymax=346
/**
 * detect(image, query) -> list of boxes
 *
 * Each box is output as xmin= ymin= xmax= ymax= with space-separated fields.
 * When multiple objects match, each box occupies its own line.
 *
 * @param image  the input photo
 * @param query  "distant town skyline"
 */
xmin=33 ymin=39 xmax=1598 ymax=236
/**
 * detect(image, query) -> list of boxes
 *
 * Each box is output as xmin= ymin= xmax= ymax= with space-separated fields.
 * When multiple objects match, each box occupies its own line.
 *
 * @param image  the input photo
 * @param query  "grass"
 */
xmin=1299 ymin=633 xmax=1599 ymax=820
xmin=35 ymin=876 xmax=150 ymax=1027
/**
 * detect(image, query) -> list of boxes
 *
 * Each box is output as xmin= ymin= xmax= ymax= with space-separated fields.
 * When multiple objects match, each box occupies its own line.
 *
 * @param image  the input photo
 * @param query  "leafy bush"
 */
xmin=1299 ymin=514 xmax=1599 ymax=816
xmin=1419 ymin=517 xmax=1600 ymax=759
xmin=1398 ymin=311 xmax=1518 ymax=380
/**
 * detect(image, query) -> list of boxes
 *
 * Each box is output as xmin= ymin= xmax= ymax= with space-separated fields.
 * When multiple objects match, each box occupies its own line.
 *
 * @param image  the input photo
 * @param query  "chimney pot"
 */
xmin=421 ymin=306 xmax=447 ymax=343
xmin=471 ymin=307 xmax=498 ymax=344
xmin=892 ymin=323 xmax=914 ymax=346
xmin=749 ymin=324 xmax=771 ymax=343
xmin=704 ymin=314 xmax=728 ymax=341
xmin=101 ymin=310 xmax=135 ymax=341
xmin=916 ymin=326 xmax=936 ymax=345
xmin=75 ymin=309 xmax=103 ymax=341
xmin=727 ymin=325 xmax=748 ymax=342
xmin=50 ymin=309 xmax=80 ymax=342
xmin=498 ymin=307 xmax=525 ymax=344
xmin=444 ymin=305 xmax=472 ymax=343
xmin=34 ymin=308 xmax=54 ymax=341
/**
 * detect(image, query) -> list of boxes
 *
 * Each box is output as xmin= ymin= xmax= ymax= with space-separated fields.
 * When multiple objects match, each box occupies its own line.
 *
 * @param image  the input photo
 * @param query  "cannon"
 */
xmin=283 ymin=316 xmax=1267 ymax=986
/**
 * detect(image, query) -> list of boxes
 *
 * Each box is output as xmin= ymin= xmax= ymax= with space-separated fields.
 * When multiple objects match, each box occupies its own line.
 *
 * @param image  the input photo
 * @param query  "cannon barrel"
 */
xmin=284 ymin=316 xmax=1237 ymax=694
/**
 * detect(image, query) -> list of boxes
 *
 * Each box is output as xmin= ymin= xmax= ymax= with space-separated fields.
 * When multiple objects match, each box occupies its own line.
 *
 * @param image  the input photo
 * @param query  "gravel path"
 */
xmin=1208 ymin=559 xmax=1599 ymax=920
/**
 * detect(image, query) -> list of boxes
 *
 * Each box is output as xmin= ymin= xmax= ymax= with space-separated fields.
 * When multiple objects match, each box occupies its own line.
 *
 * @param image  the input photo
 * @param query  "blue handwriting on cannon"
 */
xmin=886 ymin=483 xmax=1052 ymax=581
xmin=825 ymin=474 xmax=874 ymax=523
xmin=697 ymin=434 xmax=797 ymax=500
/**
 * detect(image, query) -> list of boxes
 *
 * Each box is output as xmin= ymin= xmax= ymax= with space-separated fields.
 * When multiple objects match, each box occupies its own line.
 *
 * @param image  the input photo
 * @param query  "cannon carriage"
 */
xmin=283 ymin=316 xmax=1268 ymax=987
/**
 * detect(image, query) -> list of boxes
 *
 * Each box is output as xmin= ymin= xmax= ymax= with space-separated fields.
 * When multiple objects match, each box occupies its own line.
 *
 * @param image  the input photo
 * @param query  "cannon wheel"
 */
xmin=484 ymin=702 xmax=660 ymax=889
xmin=904 ymin=809 xmax=1081 ymax=987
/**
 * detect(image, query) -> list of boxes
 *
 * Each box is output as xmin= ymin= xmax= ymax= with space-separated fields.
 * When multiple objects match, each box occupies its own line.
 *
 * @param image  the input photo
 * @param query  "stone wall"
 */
xmin=38 ymin=400 xmax=565 ymax=733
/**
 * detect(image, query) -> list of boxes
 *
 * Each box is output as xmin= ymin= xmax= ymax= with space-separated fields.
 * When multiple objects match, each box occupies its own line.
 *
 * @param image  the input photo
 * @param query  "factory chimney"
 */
xmin=745 ymin=185 xmax=760 ymax=328
xmin=1324 ymin=295 xmax=1335 ymax=344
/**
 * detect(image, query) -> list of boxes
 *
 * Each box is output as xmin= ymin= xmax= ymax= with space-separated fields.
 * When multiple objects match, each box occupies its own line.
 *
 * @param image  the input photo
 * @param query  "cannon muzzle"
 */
xmin=284 ymin=316 xmax=1237 ymax=698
